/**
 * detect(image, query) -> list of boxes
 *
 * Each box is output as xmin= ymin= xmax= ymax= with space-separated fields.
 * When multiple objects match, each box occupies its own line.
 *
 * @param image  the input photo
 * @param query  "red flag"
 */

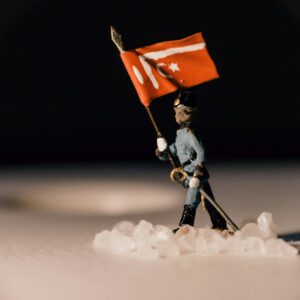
xmin=120 ymin=32 xmax=219 ymax=107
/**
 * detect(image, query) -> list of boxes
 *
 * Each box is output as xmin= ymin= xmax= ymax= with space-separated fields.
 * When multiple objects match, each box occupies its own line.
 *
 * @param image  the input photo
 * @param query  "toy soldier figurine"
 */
xmin=155 ymin=91 xmax=228 ymax=232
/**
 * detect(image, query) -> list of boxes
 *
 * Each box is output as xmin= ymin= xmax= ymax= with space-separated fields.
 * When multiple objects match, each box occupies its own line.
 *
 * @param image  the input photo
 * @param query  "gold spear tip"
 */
xmin=110 ymin=25 xmax=124 ymax=52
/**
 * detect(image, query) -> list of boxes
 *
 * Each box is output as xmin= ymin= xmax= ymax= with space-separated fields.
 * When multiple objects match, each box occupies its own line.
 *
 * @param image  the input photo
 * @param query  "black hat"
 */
xmin=173 ymin=91 xmax=197 ymax=108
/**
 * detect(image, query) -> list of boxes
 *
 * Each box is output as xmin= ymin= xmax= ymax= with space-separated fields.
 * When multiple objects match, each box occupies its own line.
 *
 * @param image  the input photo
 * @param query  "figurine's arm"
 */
xmin=155 ymin=148 xmax=168 ymax=161
xmin=190 ymin=133 xmax=205 ymax=166
xmin=169 ymin=143 xmax=177 ymax=156
xmin=155 ymin=141 xmax=177 ymax=161
xmin=189 ymin=133 xmax=206 ymax=188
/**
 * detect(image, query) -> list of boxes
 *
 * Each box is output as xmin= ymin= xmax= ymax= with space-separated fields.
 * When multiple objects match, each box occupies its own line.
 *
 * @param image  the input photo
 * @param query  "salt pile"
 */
xmin=93 ymin=212 xmax=298 ymax=259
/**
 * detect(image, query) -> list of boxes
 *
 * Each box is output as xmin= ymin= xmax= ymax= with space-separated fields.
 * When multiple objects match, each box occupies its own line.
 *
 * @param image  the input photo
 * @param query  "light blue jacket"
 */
xmin=160 ymin=128 xmax=205 ymax=174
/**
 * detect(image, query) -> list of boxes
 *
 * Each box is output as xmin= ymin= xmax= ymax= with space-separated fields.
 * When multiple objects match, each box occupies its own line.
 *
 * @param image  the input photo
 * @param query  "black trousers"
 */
xmin=201 ymin=182 xmax=228 ymax=230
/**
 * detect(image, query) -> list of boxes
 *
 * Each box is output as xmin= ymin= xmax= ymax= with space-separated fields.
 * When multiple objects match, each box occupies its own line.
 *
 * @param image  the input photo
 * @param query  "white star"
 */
xmin=168 ymin=62 xmax=180 ymax=72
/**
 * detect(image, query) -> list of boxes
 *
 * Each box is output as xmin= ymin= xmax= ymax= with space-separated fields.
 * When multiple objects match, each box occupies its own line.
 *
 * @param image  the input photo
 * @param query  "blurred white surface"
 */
xmin=0 ymin=163 xmax=299 ymax=300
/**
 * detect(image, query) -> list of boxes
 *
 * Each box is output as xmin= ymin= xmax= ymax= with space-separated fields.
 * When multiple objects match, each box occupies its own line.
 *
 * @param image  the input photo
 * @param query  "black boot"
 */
xmin=173 ymin=205 xmax=196 ymax=233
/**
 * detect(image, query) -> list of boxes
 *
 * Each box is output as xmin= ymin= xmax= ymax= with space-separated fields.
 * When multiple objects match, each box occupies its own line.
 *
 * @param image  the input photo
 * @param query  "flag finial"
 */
xmin=110 ymin=26 xmax=125 ymax=52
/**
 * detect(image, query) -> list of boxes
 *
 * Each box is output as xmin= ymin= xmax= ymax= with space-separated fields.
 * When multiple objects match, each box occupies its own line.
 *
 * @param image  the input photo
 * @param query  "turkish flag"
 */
xmin=120 ymin=33 xmax=219 ymax=107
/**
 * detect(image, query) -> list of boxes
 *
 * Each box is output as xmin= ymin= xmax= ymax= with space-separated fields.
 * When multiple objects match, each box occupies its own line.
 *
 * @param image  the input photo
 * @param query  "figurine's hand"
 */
xmin=155 ymin=148 xmax=163 ymax=158
xmin=189 ymin=177 xmax=200 ymax=188
xmin=156 ymin=137 xmax=168 ymax=152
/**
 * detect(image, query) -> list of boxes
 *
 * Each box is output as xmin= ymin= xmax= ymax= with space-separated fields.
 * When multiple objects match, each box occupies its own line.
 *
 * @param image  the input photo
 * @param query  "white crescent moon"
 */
xmin=156 ymin=63 xmax=173 ymax=79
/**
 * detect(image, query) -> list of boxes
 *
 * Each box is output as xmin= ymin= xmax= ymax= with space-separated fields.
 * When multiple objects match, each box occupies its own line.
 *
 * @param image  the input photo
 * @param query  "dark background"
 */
xmin=0 ymin=0 xmax=299 ymax=166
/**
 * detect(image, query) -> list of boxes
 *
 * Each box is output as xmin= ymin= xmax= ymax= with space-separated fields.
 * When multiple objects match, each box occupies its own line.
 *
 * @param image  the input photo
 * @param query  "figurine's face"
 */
xmin=174 ymin=105 xmax=197 ymax=125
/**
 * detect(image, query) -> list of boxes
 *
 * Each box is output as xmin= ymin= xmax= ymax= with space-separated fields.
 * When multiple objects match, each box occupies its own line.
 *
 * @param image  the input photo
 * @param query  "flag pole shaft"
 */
xmin=145 ymin=106 xmax=177 ymax=169
xmin=145 ymin=106 xmax=162 ymax=137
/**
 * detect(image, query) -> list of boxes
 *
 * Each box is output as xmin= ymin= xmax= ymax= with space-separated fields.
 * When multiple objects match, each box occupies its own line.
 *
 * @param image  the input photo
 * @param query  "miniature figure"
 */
xmin=155 ymin=90 xmax=228 ymax=232
xmin=111 ymin=27 xmax=238 ymax=233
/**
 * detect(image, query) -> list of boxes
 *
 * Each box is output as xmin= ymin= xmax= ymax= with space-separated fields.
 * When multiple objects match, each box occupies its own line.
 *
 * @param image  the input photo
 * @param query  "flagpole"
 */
xmin=144 ymin=106 xmax=162 ymax=137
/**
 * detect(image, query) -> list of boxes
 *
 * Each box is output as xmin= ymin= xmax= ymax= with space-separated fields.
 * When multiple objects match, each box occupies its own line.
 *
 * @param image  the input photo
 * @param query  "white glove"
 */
xmin=189 ymin=177 xmax=200 ymax=188
xmin=157 ymin=137 xmax=168 ymax=152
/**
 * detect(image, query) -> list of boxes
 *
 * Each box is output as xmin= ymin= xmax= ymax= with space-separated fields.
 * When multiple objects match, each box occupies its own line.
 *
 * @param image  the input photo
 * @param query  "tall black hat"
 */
xmin=173 ymin=91 xmax=197 ymax=108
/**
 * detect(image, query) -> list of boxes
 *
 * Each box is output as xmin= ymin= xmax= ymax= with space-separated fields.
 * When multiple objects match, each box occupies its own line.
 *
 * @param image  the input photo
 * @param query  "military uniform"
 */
xmin=156 ymin=91 xmax=227 ymax=231
xmin=158 ymin=127 xmax=227 ymax=230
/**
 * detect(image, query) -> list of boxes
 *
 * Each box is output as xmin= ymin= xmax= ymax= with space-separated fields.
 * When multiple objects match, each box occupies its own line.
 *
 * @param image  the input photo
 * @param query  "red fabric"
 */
xmin=120 ymin=33 xmax=219 ymax=107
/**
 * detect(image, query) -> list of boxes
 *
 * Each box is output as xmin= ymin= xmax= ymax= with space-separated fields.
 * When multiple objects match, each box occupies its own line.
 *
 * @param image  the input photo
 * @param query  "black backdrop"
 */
xmin=0 ymin=0 xmax=299 ymax=165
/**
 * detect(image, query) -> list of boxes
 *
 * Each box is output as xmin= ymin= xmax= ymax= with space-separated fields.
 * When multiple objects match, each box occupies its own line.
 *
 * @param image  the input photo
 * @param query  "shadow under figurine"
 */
xmin=155 ymin=91 xmax=228 ymax=233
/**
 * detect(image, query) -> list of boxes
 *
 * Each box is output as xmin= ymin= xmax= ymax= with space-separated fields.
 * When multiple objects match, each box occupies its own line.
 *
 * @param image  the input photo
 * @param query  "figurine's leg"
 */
xmin=180 ymin=187 xmax=201 ymax=226
xmin=173 ymin=188 xmax=200 ymax=233
xmin=178 ymin=204 xmax=197 ymax=227
xmin=202 ymin=182 xmax=228 ymax=230
xmin=185 ymin=186 xmax=201 ymax=210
